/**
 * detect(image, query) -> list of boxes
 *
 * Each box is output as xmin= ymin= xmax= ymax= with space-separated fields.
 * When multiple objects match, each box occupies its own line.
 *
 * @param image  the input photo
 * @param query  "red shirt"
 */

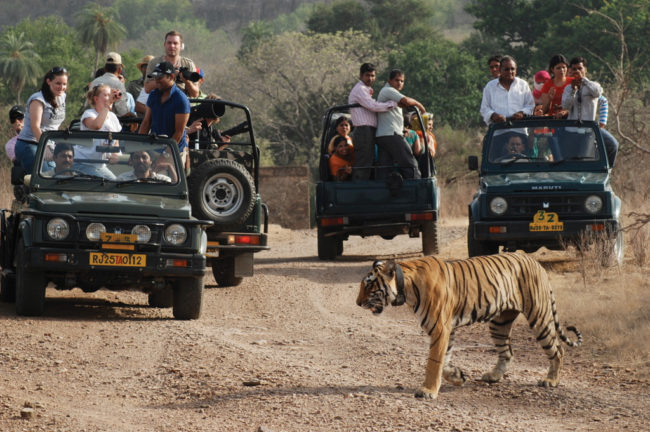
xmin=541 ymin=77 xmax=574 ymax=115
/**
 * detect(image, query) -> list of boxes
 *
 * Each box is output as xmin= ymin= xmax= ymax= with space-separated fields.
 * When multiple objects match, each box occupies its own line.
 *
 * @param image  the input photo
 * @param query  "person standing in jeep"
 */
xmin=138 ymin=61 xmax=191 ymax=168
xmin=348 ymin=63 xmax=397 ymax=180
xmin=143 ymin=31 xmax=199 ymax=98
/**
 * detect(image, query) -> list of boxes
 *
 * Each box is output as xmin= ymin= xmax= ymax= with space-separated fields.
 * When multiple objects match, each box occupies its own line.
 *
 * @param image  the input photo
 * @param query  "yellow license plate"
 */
xmin=89 ymin=252 xmax=146 ymax=267
xmin=100 ymin=232 xmax=137 ymax=243
xmin=529 ymin=210 xmax=564 ymax=232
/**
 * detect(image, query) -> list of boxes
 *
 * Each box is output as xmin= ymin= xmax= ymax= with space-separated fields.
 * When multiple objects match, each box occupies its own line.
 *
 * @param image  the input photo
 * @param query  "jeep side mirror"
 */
xmin=468 ymin=156 xmax=479 ymax=171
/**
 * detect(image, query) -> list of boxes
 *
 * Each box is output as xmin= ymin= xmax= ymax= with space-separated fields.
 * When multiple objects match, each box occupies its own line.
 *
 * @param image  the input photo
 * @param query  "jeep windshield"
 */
xmin=483 ymin=119 xmax=608 ymax=172
xmin=36 ymin=131 xmax=181 ymax=186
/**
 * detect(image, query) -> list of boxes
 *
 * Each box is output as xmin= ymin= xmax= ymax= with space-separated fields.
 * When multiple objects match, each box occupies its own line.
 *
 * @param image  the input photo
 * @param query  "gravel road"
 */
xmin=1 ymin=219 xmax=648 ymax=431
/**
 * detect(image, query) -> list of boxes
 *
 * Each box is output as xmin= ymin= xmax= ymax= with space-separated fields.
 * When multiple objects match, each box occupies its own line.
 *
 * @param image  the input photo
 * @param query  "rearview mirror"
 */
xmin=468 ymin=155 xmax=479 ymax=171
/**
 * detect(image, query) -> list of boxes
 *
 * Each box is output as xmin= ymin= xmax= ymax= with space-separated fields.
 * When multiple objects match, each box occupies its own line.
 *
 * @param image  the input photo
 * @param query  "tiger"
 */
xmin=356 ymin=252 xmax=582 ymax=399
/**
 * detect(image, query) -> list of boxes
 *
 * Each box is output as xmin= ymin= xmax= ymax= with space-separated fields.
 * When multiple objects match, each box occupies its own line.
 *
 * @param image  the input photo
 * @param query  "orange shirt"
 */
xmin=328 ymin=151 xmax=355 ymax=179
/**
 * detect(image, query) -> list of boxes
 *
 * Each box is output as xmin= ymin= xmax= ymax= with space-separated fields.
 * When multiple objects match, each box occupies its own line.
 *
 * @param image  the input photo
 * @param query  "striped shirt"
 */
xmin=598 ymin=95 xmax=608 ymax=126
xmin=348 ymin=80 xmax=397 ymax=128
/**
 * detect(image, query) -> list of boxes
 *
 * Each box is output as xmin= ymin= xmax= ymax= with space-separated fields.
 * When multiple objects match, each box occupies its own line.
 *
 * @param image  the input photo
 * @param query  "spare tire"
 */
xmin=188 ymin=159 xmax=256 ymax=227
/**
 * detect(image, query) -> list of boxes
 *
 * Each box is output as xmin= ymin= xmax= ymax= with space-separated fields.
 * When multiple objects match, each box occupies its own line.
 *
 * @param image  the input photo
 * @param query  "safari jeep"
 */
xmin=467 ymin=118 xmax=623 ymax=264
xmin=315 ymin=104 xmax=441 ymax=259
xmin=186 ymin=99 xmax=269 ymax=286
xmin=0 ymin=130 xmax=211 ymax=319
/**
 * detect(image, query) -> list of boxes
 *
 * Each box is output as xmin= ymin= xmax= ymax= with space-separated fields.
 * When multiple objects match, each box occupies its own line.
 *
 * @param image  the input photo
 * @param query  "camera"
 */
xmin=177 ymin=67 xmax=202 ymax=82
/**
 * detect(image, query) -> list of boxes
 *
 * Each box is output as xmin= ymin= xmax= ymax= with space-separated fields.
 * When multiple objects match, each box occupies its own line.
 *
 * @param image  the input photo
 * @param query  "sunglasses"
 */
xmin=49 ymin=66 xmax=67 ymax=75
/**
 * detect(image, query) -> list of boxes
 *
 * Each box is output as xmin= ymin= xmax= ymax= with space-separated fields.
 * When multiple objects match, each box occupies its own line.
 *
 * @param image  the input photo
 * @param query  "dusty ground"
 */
xmin=0 ymin=218 xmax=648 ymax=432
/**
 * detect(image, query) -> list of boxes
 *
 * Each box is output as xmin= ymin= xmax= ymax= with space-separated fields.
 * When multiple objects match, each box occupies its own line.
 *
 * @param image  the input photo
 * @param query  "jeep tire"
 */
xmin=317 ymin=228 xmax=338 ymax=260
xmin=15 ymin=246 xmax=46 ymax=316
xmin=467 ymin=223 xmax=499 ymax=257
xmin=188 ymin=159 xmax=255 ymax=229
xmin=421 ymin=220 xmax=439 ymax=256
xmin=211 ymin=257 xmax=244 ymax=287
xmin=172 ymin=277 xmax=203 ymax=320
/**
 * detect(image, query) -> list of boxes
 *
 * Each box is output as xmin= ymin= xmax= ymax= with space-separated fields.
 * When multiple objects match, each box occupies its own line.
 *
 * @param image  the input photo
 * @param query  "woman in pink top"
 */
xmin=540 ymin=54 xmax=573 ymax=117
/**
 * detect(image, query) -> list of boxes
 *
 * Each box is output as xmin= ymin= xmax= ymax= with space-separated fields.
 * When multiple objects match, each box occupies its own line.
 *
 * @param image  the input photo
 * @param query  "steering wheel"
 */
xmin=495 ymin=153 xmax=527 ymax=162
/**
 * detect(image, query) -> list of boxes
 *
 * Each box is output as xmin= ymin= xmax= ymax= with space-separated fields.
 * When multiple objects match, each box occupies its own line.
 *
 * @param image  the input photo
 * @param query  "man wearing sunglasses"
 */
xmin=480 ymin=55 xmax=534 ymax=125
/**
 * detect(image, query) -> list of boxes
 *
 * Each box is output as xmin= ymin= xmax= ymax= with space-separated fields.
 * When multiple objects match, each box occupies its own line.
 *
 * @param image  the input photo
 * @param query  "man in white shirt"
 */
xmin=480 ymin=56 xmax=534 ymax=125
xmin=375 ymin=69 xmax=426 ymax=179
xmin=348 ymin=63 xmax=397 ymax=180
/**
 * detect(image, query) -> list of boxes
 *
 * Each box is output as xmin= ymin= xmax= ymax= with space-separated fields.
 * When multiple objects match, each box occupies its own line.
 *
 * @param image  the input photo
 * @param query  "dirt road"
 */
xmin=1 ymin=219 xmax=648 ymax=431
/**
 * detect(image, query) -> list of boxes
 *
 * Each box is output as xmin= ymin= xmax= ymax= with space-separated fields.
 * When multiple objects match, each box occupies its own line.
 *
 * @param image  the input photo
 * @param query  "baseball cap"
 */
xmin=105 ymin=52 xmax=122 ymax=65
xmin=196 ymin=68 xmax=204 ymax=79
xmin=137 ymin=55 xmax=154 ymax=69
xmin=147 ymin=61 xmax=175 ymax=78
xmin=9 ymin=105 xmax=24 ymax=122
xmin=534 ymin=70 xmax=551 ymax=82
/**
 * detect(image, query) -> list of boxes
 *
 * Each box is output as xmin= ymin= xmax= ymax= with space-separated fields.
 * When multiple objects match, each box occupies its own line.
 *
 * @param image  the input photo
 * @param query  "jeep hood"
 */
xmin=30 ymin=191 xmax=191 ymax=219
xmin=481 ymin=171 xmax=609 ymax=192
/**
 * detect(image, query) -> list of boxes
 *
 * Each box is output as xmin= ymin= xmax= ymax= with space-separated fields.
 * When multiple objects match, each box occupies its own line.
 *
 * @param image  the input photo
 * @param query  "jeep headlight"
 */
xmin=585 ymin=195 xmax=603 ymax=214
xmin=164 ymin=224 xmax=187 ymax=245
xmin=47 ymin=218 xmax=70 ymax=240
xmin=489 ymin=197 xmax=508 ymax=215
xmin=132 ymin=225 xmax=152 ymax=243
xmin=86 ymin=223 xmax=106 ymax=241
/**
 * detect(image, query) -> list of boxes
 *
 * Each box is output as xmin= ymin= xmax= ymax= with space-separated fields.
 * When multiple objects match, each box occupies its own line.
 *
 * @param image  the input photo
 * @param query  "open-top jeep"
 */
xmin=0 ymin=130 xmax=211 ymax=319
xmin=467 ymin=118 xmax=623 ymax=264
xmin=186 ymin=99 xmax=269 ymax=286
xmin=315 ymin=104 xmax=441 ymax=259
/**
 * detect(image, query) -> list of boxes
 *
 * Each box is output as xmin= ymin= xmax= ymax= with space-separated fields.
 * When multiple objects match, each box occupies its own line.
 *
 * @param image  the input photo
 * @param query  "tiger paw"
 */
xmin=481 ymin=370 xmax=503 ymax=383
xmin=537 ymin=378 xmax=559 ymax=388
xmin=443 ymin=367 xmax=467 ymax=386
xmin=414 ymin=387 xmax=438 ymax=399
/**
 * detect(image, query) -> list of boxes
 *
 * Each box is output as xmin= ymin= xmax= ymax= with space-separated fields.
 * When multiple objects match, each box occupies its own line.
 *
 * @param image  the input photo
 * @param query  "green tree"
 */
xmin=388 ymin=38 xmax=484 ymax=128
xmin=75 ymin=3 xmax=126 ymax=77
xmin=230 ymin=30 xmax=385 ymax=166
xmin=113 ymin=0 xmax=194 ymax=39
xmin=0 ymin=31 xmax=42 ymax=104
xmin=11 ymin=16 xmax=92 ymax=121
xmin=238 ymin=21 xmax=274 ymax=60
xmin=307 ymin=0 xmax=437 ymax=46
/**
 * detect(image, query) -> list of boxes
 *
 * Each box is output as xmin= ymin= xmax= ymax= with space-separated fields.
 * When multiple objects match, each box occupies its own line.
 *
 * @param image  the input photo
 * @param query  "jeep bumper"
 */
xmin=471 ymin=218 xmax=620 ymax=243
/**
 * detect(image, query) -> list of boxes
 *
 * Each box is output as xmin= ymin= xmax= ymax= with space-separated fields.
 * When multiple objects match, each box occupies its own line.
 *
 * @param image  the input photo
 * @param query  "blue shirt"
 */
xmin=146 ymin=84 xmax=190 ymax=150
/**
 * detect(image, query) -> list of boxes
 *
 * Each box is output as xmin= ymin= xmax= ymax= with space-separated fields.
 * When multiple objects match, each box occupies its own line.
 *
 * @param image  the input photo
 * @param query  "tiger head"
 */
xmin=356 ymin=260 xmax=405 ymax=314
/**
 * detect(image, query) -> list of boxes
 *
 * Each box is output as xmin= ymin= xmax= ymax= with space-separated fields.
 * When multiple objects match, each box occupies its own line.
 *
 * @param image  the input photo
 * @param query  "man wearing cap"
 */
xmin=89 ymin=52 xmax=130 ymax=117
xmin=138 ymin=61 xmax=191 ymax=168
xmin=143 ymin=30 xmax=199 ymax=98
xmin=127 ymin=54 xmax=154 ymax=102
xmin=5 ymin=106 xmax=24 ymax=161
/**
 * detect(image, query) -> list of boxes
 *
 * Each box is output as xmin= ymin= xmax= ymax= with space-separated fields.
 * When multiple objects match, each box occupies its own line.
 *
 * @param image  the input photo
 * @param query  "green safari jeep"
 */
xmin=315 ymin=104 xmax=441 ymax=259
xmin=467 ymin=118 xmax=623 ymax=264
xmin=0 ymin=130 xmax=211 ymax=319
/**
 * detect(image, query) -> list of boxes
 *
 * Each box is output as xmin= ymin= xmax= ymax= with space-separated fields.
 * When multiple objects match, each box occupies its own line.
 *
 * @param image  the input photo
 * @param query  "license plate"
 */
xmin=529 ymin=210 xmax=564 ymax=232
xmin=89 ymin=252 xmax=146 ymax=267
xmin=100 ymin=232 xmax=137 ymax=243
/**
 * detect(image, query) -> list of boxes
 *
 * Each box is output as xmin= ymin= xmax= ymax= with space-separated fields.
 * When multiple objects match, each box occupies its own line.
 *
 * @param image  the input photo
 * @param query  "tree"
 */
xmin=113 ymin=0 xmax=194 ymax=39
xmin=229 ymin=31 xmax=385 ymax=166
xmin=75 ymin=3 xmax=126 ymax=77
xmin=388 ymin=38 xmax=484 ymax=128
xmin=0 ymin=31 xmax=42 ymax=104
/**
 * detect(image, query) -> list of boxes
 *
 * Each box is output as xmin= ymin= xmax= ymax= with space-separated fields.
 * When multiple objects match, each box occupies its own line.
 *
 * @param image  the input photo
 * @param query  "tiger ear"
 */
xmin=384 ymin=260 xmax=396 ymax=277
xmin=372 ymin=260 xmax=383 ymax=270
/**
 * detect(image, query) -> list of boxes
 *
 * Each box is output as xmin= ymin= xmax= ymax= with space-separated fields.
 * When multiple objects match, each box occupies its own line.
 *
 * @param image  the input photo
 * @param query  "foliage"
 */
xmin=387 ymin=38 xmax=484 ymax=128
xmin=229 ymin=30 xmax=384 ymax=166
xmin=0 ymin=31 xmax=42 ymax=104
xmin=307 ymin=0 xmax=438 ymax=46
xmin=113 ymin=0 xmax=194 ymax=39
xmin=8 ymin=17 xmax=91 ymax=119
xmin=75 ymin=3 xmax=127 ymax=78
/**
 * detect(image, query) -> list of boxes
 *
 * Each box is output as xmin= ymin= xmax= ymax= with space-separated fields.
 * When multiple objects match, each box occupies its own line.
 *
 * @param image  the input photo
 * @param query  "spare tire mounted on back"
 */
xmin=188 ymin=158 xmax=256 ymax=227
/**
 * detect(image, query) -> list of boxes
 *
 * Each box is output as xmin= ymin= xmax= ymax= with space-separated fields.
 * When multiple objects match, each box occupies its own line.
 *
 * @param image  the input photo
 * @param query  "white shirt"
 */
xmin=348 ymin=80 xmax=397 ymax=128
xmin=480 ymin=77 xmax=535 ymax=125
xmin=376 ymin=84 xmax=404 ymax=137
xmin=116 ymin=171 xmax=171 ymax=182
xmin=78 ymin=108 xmax=122 ymax=161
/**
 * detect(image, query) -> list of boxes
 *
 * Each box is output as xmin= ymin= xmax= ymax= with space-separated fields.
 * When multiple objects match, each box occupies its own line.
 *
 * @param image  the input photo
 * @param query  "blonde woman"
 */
xmin=77 ymin=84 xmax=122 ymax=179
